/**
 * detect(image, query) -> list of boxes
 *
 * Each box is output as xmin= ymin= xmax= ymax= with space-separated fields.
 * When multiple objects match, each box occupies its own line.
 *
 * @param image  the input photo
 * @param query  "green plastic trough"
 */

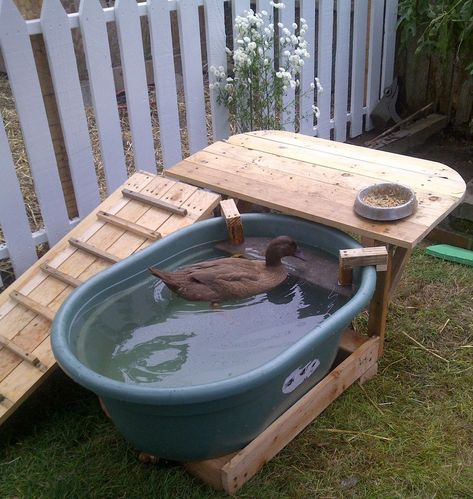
xmin=52 ymin=214 xmax=376 ymax=460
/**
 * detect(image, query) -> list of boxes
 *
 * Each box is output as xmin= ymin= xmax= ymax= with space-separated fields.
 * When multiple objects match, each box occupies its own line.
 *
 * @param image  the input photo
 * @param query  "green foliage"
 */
xmin=398 ymin=0 xmax=473 ymax=74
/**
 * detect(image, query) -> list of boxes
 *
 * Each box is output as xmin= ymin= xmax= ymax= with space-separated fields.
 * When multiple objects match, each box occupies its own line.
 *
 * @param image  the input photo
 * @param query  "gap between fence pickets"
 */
xmin=184 ymin=335 xmax=380 ymax=494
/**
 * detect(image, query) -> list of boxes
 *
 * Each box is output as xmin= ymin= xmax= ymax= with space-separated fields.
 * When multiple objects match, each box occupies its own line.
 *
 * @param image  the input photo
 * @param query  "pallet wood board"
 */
xmin=0 ymin=172 xmax=220 ymax=425
xmin=166 ymin=131 xmax=466 ymax=249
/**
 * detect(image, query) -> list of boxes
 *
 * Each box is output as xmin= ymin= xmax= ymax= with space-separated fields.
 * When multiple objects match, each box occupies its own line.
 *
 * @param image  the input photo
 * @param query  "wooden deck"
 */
xmin=0 ymin=172 xmax=221 ymax=425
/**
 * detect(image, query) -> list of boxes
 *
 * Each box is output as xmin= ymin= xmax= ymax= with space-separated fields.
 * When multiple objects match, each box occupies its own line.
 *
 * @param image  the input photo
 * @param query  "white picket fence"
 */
xmin=0 ymin=0 xmax=398 ymax=283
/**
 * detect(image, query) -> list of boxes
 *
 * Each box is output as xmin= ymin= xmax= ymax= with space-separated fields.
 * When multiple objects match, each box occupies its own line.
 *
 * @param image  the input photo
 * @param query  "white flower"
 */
xmin=261 ymin=10 xmax=268 ymax=16
xmin=270 ymin=1 xmax=285 ymax=8
xmin=292 ymin=22 xmax=297 ymax=29
xmin=278 ymin=22 xmax=283 ymax=28
xmin=227 ymin=77 xmax=233 ymax=82
xmin=225 ymin=47 xmax=232 ymax=54
xmin=315 ymin=77 xmax=323 ymax=93
xmin=243 ymin=36 xmax=250 ymax=43
xmin=283 ymin=50 xmax=290 ymax=57
xmin=312 ymin=105 xmax=321 ymax=118
xmin=300 ymin=17 xmax=306 ymax=24
xmin=309 ymin=82 xmax=315 ymax=90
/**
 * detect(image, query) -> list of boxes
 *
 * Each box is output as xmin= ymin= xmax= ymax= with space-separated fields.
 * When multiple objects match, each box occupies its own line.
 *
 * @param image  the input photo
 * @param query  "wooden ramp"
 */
xmin=0 ymin=172 xmax=220 ymax=425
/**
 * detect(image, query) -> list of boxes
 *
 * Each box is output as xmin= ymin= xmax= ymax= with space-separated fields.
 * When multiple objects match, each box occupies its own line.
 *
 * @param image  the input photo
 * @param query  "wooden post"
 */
xmin=14 ymin=0 xmax=78 ymax=218
xmin=220 ymin=199 xmax=244 ymax=245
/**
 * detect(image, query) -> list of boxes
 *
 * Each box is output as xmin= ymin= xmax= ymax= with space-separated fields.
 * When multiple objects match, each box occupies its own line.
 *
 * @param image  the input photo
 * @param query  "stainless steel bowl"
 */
xmin=353 ymin=183 xmax=417 ymax=221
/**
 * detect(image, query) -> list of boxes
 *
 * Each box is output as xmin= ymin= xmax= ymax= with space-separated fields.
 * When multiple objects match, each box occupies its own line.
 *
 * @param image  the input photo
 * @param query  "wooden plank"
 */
xmin=115 ymin=0 xmax=156 ymax=173
xmin=365 ymin=0 xmax=384 ymax=130
xmin=69 ymin=238 xmax=121 ymax=264
xmin=388 ymin=246 xmax=411 ymax=299
xmin=339 ymin=246 xmax=388 ymax=269
xmin=0 ymin=115 xmax=38 ymax=276
xmin=9 ymin=291 xmax=55 ymax=322
xmin=299 ymin=0 xmax=316 ymax=135
xmin=148 ymin=0 xmax=183 ymax=168
xmin=97 ymin=211 xmax=162 ymax=240
xmin=220 ymin=199 xmax=244 ymax=244
xmin=0 ymin=0 xmax=70 ymax=244
xmin=79 ymin=0 xmax=128 ymax=194
xmin=316 ymin=0 xmax=334 ymax=138
xmin=333 ymin=0 xmax=351 ymax=141
xmin=0 ymin=334 xmax=46 ymax=372
xmin=339 ymin=327 xmax=369 ymax=353
xmin=350 ymin=0 xmax=368 ymax=138
xmin=122 ymin=188 xmax=188 ymax=216
xmin=177 ymin=0 xmax=208 ymax=154
xmin=40 ymin=263 xmax=83 ymax=288
xmin=216 ymin=337 xmax=380 ymax=494
xmin=280 ymin=0 xmax=295 ymax=131
xmin=41 ymin=0 xmax=101 ymax=218
xmin=204 ymin=0 xmax=230 ymax=141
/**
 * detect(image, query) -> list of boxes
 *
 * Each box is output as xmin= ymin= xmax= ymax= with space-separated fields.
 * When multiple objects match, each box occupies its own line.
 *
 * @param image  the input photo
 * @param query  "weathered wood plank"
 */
xmin=79 ymin=0 xmax=127 ymax=193
xmin=0 ymin=0 xmax=70 ymax=244
xmin=115 ymin=0 xmax=156 ymax=172
xmin=177 ymin=0 xmax=208 ymax=154
xmin=41 ymin=0 xmax=101 ymax=218
xmin=0 ymin=334 xmax=46 ymax=372
xmin=148 ymin=0 xmax=182 ymax=167
xmin=40 ymin=263 xmax=84 ymax=288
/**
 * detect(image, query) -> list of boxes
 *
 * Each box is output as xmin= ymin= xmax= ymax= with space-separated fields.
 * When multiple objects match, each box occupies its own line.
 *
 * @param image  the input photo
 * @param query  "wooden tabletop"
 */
xmin=167 ymin=130 xmax=466 ymax=248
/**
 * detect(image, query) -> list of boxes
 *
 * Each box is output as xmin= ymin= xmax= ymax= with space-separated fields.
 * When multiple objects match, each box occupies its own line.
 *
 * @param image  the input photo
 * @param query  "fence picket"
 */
xmin=279 ymin=0 xmax=295 ymax=132
xmin=177 ymin=0 xmax=208 ymax=154
xmin=148 ymin=0 xmax=183 ymax=168
xmin=204 ymin=0 xmax=230 ymax=141
xmin=79 ymin=0 xmax=127 ymax=193
xmin=381 ymin=0 xmax=398 ymax=93
xmin=0 ymin=116 xmax=37 ymax=276
xmin=115 ymin=0 xmax=156 ymax=172
xmin=350 ymin=0 xmax=368 ymax=138
xmin=40 ymin=0 xmax=101 ymax=218
xmin=316 ymin=0 xmax=334 ymax=138
xmin=0 ymin=0 xmax=70 ymax=245
xmin=366 ymin=0 xmax=384 ymax=130
xmin=333 ymin=0 xmax=351 ymax=142
xmin=299 ymin=0 xmax=316 ymax=136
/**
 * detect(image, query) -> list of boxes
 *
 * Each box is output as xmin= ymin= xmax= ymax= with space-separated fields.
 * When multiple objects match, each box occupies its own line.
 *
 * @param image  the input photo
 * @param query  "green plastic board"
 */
xmin=426 ymin=244 xmax=473 ymax=266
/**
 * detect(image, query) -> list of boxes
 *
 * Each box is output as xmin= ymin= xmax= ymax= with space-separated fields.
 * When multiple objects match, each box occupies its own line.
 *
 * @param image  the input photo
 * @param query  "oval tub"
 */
xmin=52 ymin=214 xmax=376 ymax=460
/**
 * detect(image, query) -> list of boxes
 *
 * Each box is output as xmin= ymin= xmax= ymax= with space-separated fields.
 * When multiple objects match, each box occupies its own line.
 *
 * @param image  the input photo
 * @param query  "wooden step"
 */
xmin=97 ymin=210 xmax=162 ymax=241
xmin=41 ymin=263 xmax=83 ymax=288
xmin=0 ymin=334 xmax=47 ymax=372
xmin=69 ymin=238 xmax=121 ymax=264
xmin=9 ymin=290 xmax=55 ymax=322
xmin=122 ymin=188 xmax=188 ymax=216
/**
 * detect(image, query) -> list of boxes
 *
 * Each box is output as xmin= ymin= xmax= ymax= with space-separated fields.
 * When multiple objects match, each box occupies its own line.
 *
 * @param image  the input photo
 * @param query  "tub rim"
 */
xmin=52 ymin=214 xmax=377 ymax=405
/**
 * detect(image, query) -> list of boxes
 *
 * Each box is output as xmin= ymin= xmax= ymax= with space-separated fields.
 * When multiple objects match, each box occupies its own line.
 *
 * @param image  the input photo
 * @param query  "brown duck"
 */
xmin=148 ymin=236 xmax=302 ymax=303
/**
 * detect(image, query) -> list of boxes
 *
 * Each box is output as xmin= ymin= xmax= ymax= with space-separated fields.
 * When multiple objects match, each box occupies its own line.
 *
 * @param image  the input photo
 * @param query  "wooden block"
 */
xmin=9 ymin=291 xmax=55 ymax=322
xmin=122 ymin=188 xmax=188 ymax=216
xmin=0 ymin=334 xmax=46 ymax=372
xmin=69 ymin=238 xmax=121 ymax=264
xmin=339 ymin=246 xmax=388 ymax=269
xmin=41 ymin=263 xmax=83 ymax=288
xmin=219 ymin=199 xmax=244 ymax=245
xmin=358 ymin=363 xmax=378 ymax=385
xmin=97 ymin=210 xmax=162 ymax=241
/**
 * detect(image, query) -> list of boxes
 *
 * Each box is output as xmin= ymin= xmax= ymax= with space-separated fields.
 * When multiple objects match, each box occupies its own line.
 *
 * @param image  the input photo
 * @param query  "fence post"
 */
xmin=14 ymin=0 xmax=78 ymax=218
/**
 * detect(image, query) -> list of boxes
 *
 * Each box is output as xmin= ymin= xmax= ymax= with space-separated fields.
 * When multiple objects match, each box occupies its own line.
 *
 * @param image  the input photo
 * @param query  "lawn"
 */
xmin=1 ymin=246 xmax=472 ymax=498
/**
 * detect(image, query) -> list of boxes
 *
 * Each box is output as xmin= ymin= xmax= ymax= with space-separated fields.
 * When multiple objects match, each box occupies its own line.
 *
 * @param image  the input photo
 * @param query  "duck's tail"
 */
xmin=148 ymin=266 xmax=168 ymax=280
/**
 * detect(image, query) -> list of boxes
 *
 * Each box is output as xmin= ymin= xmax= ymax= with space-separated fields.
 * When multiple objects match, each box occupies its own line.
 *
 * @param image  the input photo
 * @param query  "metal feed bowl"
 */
xmin=354 ymin=183 xmax=417 ymax=221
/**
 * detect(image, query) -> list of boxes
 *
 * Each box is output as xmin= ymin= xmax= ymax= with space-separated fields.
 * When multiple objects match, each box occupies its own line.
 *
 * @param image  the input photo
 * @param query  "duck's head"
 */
xmin=265 ymin=236 xmax=303 ymax=266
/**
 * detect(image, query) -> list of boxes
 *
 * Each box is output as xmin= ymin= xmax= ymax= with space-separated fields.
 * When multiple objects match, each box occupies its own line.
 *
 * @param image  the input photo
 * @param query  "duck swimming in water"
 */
xmin=148 ymin=236 xmax=302 ymax=303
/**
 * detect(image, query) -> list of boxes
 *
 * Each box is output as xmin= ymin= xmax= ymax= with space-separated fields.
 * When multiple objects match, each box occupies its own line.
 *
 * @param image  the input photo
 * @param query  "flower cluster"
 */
xmin=209 ymin=6 xmax=322 ymax=132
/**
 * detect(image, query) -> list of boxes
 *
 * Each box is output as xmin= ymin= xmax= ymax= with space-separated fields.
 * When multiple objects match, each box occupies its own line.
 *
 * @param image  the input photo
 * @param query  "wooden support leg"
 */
xmin=367 ymin=245 xmax=394 ymax=356
xmin=358 ymin=363 xmax=378 ymax=385
xmin=388 ymin=246 xmax=412 ymax=299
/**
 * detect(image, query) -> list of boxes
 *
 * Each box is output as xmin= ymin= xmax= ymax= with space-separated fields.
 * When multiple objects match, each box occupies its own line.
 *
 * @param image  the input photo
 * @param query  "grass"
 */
xmin=1 ymin=247 xmax=472 ymax=498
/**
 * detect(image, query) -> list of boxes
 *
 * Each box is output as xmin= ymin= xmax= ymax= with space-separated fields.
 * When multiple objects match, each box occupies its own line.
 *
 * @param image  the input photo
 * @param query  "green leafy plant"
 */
xmin=398 ymin=0 xmax=473 ymax=74
xmin=209 ymin=3 xmax=322 ymax=132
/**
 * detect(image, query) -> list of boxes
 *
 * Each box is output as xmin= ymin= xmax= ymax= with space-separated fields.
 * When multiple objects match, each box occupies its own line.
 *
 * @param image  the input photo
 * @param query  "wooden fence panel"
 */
xmin=333 ymin=0 xmax=351 ymax=142
xmin=0 ymin=116 xmax=37 ymax=276
xmin=366 ymin=0 xmax=384 ymax=130
xmin=350 ymin=0 xmax=368 ymax=138
xmin=148 ymin=0 xmax=183 ymax=168
xmin=79 ymin=0 xmax=128 ymax=194
xmin=299 ymin=0 xmax=316 ymax=135
xmin=115 ymin=0 xmax=156 ymax=172
xmin=280 ymin=0 xmax=295 ymax=132
xmin=204 ymin=0 xmax=230 ymax=141
xmin=0 ymin=0 xmax=70 ymax=246
xmin=316 ymin=0 xmax=334 ymax=139
xmin=41 ymin=0 xmax=101 ymax=218
xmin=177 ymin=0 xmax=208 ymax=154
